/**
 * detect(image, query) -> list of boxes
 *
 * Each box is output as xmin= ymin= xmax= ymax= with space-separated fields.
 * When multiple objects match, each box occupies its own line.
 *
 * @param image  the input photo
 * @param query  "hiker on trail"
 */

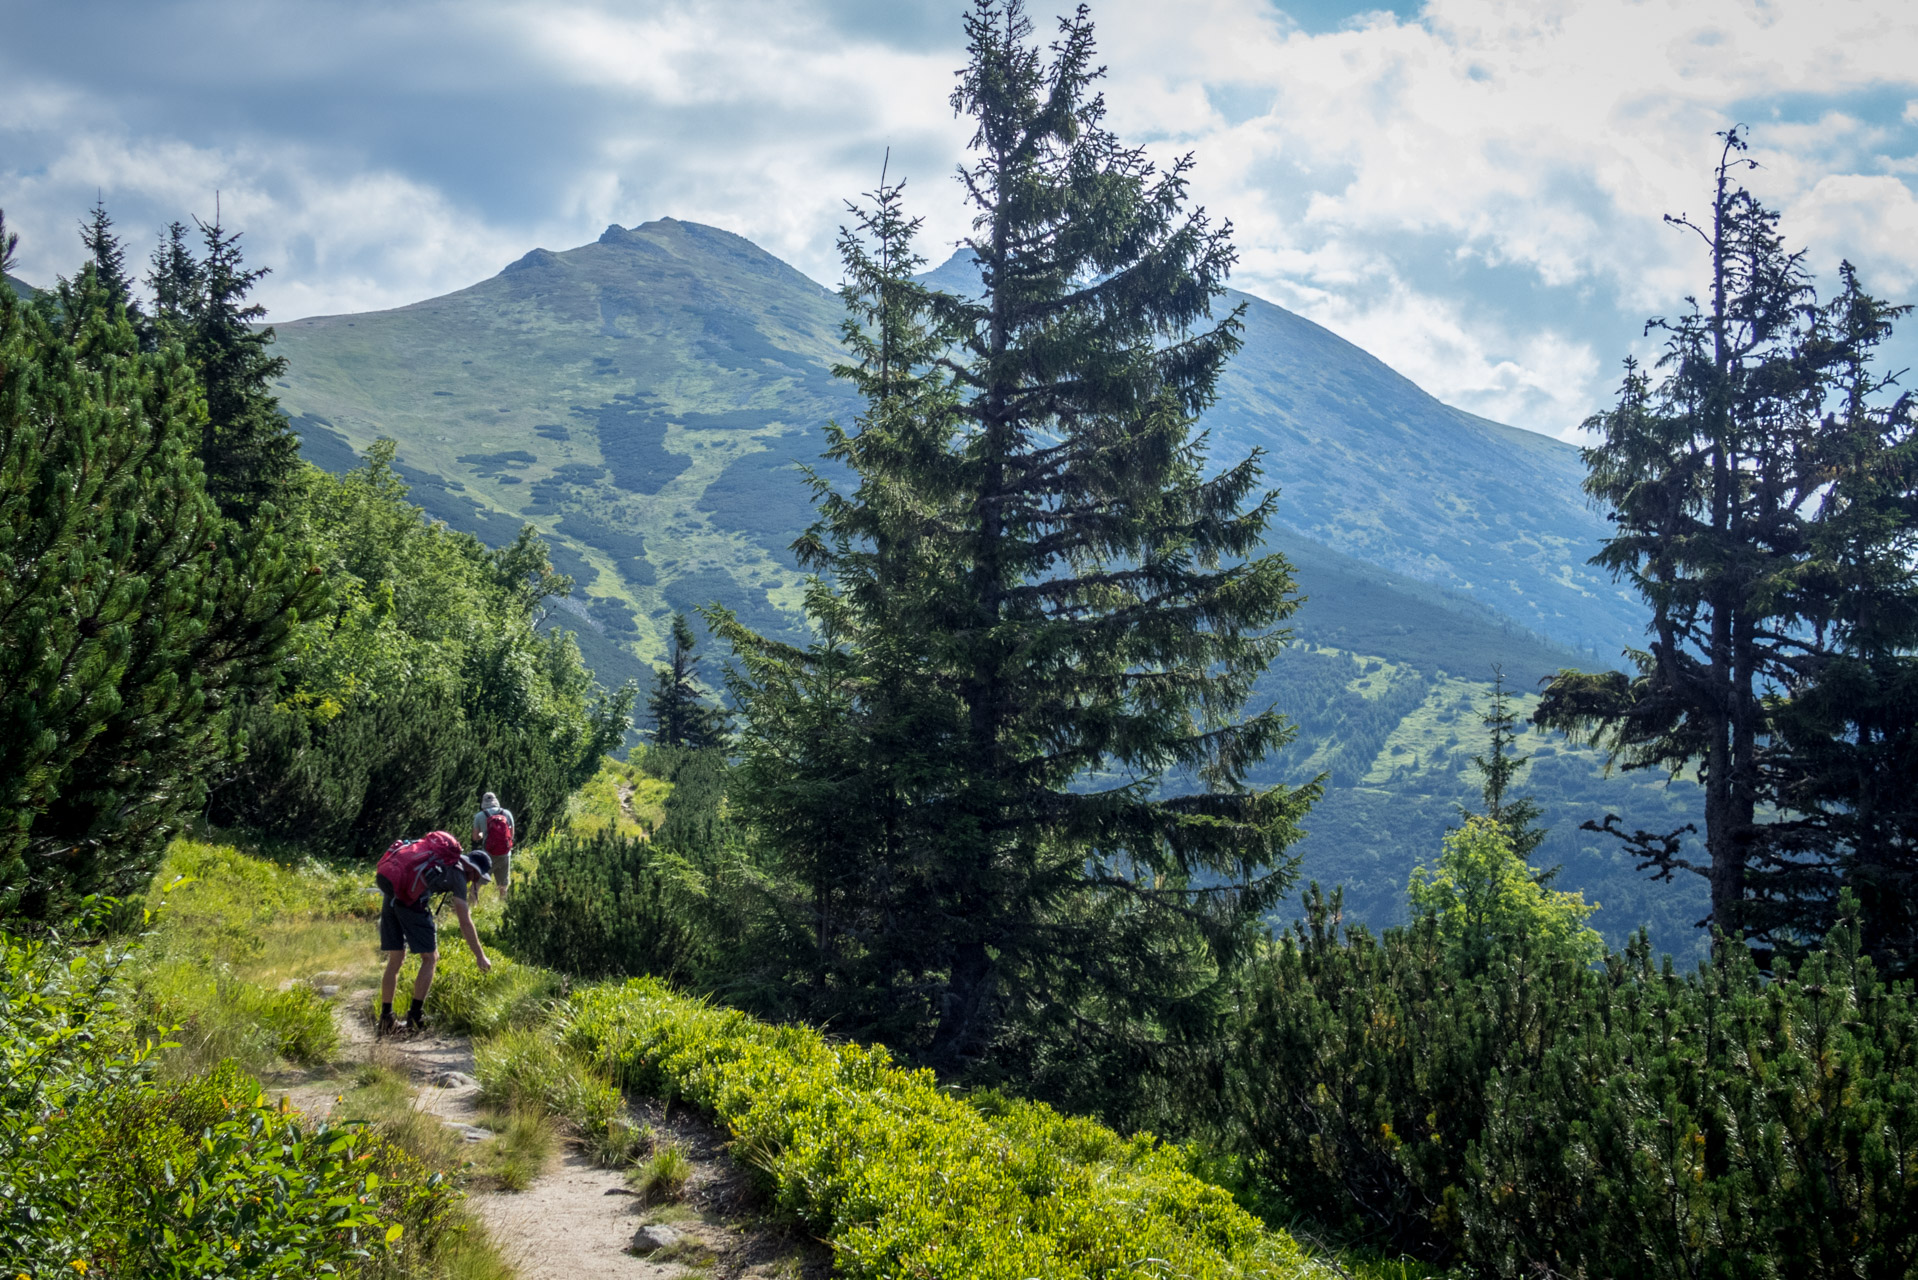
xmin=472 ymin=791 xmax=516 ymax=903
xmin=375 ymin=830 xmax=493 ymax=1036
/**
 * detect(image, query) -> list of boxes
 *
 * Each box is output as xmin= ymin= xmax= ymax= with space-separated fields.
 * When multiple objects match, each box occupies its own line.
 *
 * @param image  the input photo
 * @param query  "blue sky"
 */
xmin=4 ymin=0 xmax=1916 ymax=437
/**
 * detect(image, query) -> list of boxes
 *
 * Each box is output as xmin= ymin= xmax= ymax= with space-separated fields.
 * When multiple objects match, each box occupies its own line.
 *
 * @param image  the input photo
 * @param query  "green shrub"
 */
xmin=1221 ymin=887 xmax=1918 ymax=1277
xmin=562 ymin=977 xmax=1329 ymax=1280
xmin=498 ymin=829 xmax=714 ymax=981
xmin=0 ymin=925 xmax=440 ymax=1277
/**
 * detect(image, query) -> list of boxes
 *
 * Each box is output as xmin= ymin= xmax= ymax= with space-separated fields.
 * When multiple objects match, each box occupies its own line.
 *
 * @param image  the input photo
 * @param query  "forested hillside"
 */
xmin=268 ymin=218 xmax=1705 ymax=950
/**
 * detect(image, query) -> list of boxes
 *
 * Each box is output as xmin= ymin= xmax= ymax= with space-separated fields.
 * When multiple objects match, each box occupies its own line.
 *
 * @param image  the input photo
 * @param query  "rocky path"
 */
xmin=282 ymin=990 xmax=825 ymax=1280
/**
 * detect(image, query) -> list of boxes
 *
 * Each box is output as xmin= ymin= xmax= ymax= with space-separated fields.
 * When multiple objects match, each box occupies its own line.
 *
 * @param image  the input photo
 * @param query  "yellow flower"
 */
xmin=72 ymin=1263 xmax=90 ymax=1275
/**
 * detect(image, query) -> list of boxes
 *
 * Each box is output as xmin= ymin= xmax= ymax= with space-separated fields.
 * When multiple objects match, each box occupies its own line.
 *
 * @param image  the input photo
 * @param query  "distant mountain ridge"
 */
xmin=267 ymin=219 xmax=1704 ymax=953
xmin=4 ymin=272 xmax=37 ymax=300
xmin=919 ymin=249 xmax=1635 ymax=656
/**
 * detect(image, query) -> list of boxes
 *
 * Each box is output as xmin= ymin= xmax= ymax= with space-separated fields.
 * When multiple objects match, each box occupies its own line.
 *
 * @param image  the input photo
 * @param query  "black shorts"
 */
xmin=378 ymin=889 xmax=438 ymax=955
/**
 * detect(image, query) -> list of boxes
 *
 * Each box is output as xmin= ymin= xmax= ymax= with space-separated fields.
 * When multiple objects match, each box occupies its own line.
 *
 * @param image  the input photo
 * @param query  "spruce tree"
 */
xmin=1466 ymin=666 xmax=1546 ymax=863
xmin=1537 ymin=130 xmax=1918 ymax=956
xmin=723 ymin=0 xmax=1313 ymax=1081
xmin=1762 ymin=266 xmax=1918 ymax=973
xmin=648 ymin=614 xmax=727 ymax=749
xmin=143 ymin=215 xmax=300 ymax=518
xmin=147 ymin=221 xmax=197 ymax=333
xmin=78 ymin=198 xmax=144 ymax=335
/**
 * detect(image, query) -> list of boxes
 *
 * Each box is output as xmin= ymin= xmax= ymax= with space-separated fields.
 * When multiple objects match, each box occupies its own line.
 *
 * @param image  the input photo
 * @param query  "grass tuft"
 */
xmin=473 ymin=1023 xmax=635 ymax=1166
xmin=478 ymin=1107 xmax=560 ymax=1192
xmin=629 ymin=1143 xmax=693 ymax=1204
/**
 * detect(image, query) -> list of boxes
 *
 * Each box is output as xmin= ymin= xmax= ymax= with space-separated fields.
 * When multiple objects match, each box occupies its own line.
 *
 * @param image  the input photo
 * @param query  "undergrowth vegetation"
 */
xmin=429 ymin=944 xmax=1336 ymax=1280
xmin=0 ymin=837 xmax=524 ymax=1278
xmin=0 ymin=913 xmax=451 ymax=1277
xmin=133 ymin=839 xmax=372 ymax=1077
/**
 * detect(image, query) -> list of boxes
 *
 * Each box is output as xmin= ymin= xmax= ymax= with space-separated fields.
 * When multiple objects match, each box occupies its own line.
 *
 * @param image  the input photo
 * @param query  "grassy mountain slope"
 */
xmin=273 ymin=218 xmax=860 ymax=695
xmin=271 ymin=221 xmax=1704 ymax=954
xmin=4 ymin=272 xmax=38 ymax=299
xmin=919 ymin=250 xmax=1637 ymax=656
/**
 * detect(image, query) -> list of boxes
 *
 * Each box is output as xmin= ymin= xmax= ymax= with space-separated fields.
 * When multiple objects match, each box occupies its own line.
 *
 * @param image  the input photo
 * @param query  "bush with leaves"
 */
xmin=0 ymin=913 xmax=450 ymax=1277
xmin=211 ymin=442 xmax=633 ymax=854
xmin=449 ymin=970 xmax=1332 ymax=1280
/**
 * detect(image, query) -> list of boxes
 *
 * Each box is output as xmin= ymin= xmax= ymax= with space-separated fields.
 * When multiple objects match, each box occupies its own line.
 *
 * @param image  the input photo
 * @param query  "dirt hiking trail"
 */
xmin=281 ymin=993 xmax=828 ymax=1280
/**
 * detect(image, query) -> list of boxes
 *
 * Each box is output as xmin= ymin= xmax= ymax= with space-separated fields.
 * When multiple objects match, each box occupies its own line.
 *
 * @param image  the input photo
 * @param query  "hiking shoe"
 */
xmin=377 ymin=1011 xmax=397 ymax=1038
xmin=401 ymin=1011 xmax=428 ymax=1036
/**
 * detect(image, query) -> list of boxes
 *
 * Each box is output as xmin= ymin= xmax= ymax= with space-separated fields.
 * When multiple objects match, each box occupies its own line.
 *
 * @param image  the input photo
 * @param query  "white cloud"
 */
xmin=1 ymin=121 xmax=532 ymax=317
xmin=1789 ymin=173 xmax=1918 ymax=294
xmin=3 ymin=0 xmax=1914 ymax=435
xmin=1074 ymin=0 xmax=1918 ymax=431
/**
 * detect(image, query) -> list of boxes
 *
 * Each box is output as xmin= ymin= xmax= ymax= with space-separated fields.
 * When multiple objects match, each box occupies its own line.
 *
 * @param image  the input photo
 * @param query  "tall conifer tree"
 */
xmin=143 ymin=215 xmax=299 ymax=518
xmin=147 ymin=221 xmax=198 ymax=332
xmin=1537 ymin=131 xmax=1918 ymax=958
xmin=723 ymin=0 xmax=1313 ymax=1081
xmin=78 ymin=198 xmax=144 ymax=335
xmin=190 ymin=215 xmax=299 ymax=517
xmin=648 ymin=614 xmax=727 ymax=749
xmin=1467 ymin=667 xmax=1547 ymax=863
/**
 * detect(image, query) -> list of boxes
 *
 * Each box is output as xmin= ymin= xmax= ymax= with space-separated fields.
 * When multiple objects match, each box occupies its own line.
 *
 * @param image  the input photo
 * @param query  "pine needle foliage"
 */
xmin=647 ymin=613 xmax=729 ymax=749
xmin=1223 ymin=886 xmax=1918 ymax=1275
xmin=145 ymin=214 xmax=301 ymax=519
xmin=1536 ymin=130 xmax=1918 ymax=963
xmin=0 ymin=259 xmax=317 ymax=921
xmin=720 ymin=0 xmax=1315 ymax=1087
xmin=1464 ymin=666 xmax=1546 ymax=864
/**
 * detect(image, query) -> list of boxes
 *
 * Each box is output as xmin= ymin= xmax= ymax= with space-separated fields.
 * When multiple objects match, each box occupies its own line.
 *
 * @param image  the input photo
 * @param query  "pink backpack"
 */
xmin=376 ymin=831 xmax=466 ymax=907
xmin=483 ymin=809 xmax=514 ymax=858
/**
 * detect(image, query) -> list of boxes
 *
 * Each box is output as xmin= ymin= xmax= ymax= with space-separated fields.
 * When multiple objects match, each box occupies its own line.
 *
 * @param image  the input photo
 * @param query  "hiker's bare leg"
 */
xmin=413 ymin=951 xmax=439 ymax=1007
xmin=381 ymin=950 xmax=406 ymax=1005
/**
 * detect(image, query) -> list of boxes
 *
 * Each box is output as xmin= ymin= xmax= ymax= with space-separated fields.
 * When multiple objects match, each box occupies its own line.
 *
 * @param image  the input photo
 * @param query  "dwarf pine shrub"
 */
xmin=1222 ymin=882 xmax=1918 ymax=1277
xmin=498 ymin=829 xmax=714 ymax=981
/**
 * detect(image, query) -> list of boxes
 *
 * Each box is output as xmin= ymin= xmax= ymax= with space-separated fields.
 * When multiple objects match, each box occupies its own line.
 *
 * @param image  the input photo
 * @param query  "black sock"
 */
xmin=381 ymin=1002 xmax=392 ymax=1019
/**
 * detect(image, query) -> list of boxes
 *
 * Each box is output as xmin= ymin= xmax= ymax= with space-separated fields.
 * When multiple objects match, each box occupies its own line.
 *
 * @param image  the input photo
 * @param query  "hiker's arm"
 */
xmin=448 ymin=895 xmax=492 ymax=972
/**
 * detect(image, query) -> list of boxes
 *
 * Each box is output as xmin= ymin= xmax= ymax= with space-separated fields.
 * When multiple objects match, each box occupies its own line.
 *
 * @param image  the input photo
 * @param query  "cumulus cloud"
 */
xmin=2 ymin=0 xmax=1913 ymax=435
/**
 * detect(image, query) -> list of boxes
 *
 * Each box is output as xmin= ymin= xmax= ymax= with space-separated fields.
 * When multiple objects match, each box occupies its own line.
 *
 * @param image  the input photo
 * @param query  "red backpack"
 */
xmin=376 ymin=831 xmax=466 ymax=907
xmin=483 ymin=809 xmax=514 ymax=858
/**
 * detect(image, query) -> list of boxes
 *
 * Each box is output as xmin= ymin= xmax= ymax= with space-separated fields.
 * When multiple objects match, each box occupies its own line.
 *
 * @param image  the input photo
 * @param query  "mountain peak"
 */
xmin=502 ymin=246 xmax=561 ymax=274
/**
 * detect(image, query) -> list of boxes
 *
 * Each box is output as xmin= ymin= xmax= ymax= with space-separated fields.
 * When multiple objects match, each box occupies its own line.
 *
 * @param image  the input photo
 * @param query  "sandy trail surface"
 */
xmin=282 ymin=988 xmax=823 ymax=1280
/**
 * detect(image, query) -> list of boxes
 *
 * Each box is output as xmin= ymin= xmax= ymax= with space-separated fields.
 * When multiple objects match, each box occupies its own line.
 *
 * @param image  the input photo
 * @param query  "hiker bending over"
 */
xmin=472 ymin=791 xmax=516 ymax=903
xmin=375 ymin=830 xmax=493 ymax=1036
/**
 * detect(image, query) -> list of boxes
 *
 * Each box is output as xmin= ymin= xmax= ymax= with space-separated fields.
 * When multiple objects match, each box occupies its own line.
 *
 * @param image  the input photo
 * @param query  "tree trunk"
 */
xmin=929 ymin=939 xmax=994 ymax=1067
